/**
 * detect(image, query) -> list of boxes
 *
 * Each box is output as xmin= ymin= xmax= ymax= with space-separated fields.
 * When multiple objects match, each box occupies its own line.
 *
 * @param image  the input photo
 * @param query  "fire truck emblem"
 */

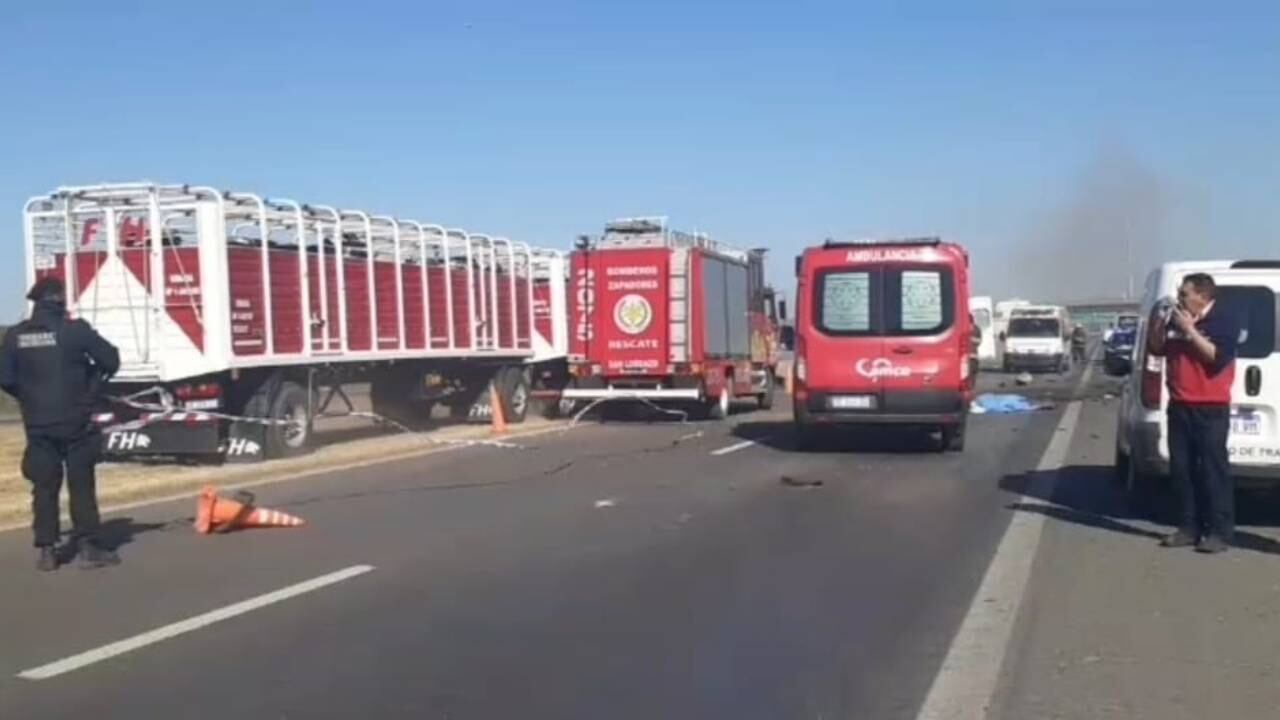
xmin=613 ymin=294 xmax=653 ymax=335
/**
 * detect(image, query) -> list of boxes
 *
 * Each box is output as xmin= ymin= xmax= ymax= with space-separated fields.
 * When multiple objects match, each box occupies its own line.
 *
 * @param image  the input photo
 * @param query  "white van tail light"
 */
xmin=1141 ymin=353 xmax=1163 ymax=410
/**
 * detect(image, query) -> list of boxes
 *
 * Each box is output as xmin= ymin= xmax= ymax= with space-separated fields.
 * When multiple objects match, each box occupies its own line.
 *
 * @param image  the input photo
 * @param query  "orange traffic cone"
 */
xmin=489 ymin=384 xmax=508 ymax=435
xmin=194 ymin=486 xmax=305 ymax=534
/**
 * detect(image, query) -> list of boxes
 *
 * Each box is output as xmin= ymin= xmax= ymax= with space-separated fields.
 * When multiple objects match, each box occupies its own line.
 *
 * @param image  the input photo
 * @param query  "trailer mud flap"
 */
xmin=225 ymin=421 xmax=267 ymax=463
xmin=102 ymin=422 xmax=220 ymax=458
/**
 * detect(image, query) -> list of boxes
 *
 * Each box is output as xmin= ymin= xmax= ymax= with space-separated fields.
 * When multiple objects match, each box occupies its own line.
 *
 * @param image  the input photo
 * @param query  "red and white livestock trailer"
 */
xmin=23 ymin=183 xmax=568 ymax=460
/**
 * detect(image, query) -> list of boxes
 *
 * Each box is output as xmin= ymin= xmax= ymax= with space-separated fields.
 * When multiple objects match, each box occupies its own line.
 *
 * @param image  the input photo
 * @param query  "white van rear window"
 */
xmin=1216 ymin=286 xmax=1278 ymax=359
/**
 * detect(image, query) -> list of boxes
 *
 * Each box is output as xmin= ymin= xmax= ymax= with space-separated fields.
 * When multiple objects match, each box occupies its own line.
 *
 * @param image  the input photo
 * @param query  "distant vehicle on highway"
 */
xmin=993 ymin=298 xmax=1031 ymax=341
xmin=1103 ymin=312 xmax=1140 ymax=342
xmin=1103 ymin=326 xmax=1137 ymax=376
xmin=791 ymin=237 xmax=974 ymax=451
xmin=970 ymin=296 xmax=999 ymax=368
xmin=1002 ymin=305 xmax=1072 ymax=374
xmin=1115 ymin=260 xmax=1280 ymax=502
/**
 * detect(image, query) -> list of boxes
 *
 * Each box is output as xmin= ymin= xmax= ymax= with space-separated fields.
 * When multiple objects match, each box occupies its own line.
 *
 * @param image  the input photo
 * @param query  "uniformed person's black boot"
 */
xmin=36 ymin=546 xmax=58 ymax=572
xmin=76 ymin=540 xmax=121 ymax=570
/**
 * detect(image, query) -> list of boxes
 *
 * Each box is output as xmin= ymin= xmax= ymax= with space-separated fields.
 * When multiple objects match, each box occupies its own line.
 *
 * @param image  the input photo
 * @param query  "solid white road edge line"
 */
xmin=914 ymin=360 xmax=1094 ymax=720
xmin=17 ymin=564 xmax=376 ymax=681
xmin=711 ymin=439 xmax=760 ymax=456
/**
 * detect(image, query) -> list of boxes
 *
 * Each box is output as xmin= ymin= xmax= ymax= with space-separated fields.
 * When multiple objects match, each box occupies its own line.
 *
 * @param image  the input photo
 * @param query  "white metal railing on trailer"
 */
xmin=23 ymin=183 xmax=560 ymax=381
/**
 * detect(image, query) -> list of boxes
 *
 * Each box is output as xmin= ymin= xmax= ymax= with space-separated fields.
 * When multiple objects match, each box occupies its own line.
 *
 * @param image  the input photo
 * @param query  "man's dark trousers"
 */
xmin=1167 ymin=402 xmax=1233 ymax=541
xmin=23 ymin=425 xmax=101 ymax=548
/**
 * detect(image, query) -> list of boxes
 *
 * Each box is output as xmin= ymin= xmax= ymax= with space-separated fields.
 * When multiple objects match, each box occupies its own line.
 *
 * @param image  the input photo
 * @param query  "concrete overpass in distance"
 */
xmin=1063 ymin=297 xmax=1142 ymax=331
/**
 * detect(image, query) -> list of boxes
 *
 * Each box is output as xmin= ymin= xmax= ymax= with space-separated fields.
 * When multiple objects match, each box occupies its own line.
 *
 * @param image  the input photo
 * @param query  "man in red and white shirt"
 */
xmin=1148 ymin=273 xmax=1240 ymax=554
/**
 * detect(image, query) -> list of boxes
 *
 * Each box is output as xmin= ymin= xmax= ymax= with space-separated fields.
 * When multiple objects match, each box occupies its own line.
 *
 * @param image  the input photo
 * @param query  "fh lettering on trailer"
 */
xmin=226 ymin=438 xmax=262 ymax=457
xmin=107 ymin=432 xmax=152 ymax=451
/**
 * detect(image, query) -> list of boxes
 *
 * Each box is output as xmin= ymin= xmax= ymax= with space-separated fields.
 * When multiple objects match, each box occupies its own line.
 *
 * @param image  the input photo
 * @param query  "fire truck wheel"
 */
xmin=265 ymin=381 xmax=313 ymax=459
xmin=706 ymin=385 xmax=731 ymax=421
xmin=497 ymin=368 xmax=530 ymax=424
xmin=757 ymin=372 xmax=776 ymax=411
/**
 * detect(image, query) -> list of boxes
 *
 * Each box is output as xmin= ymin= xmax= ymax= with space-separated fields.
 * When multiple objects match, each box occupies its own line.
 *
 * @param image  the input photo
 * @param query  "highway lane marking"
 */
xmin=710 ymin=439 xmax=762 ymax=456
xmin=914 ymin=356 xmax=1095 ymax=720
xmin=17 ymin=565 xmax=375 ymax=681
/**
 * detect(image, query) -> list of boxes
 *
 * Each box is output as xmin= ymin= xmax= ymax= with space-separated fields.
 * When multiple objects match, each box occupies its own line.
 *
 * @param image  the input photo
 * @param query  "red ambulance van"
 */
xmin=792 ymin=238 xmax=975 ymax=450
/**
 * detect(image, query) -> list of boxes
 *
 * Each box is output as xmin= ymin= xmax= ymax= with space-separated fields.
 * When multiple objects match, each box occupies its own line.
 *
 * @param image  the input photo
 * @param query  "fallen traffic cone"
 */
xmin=489 ymin=384 xmax=508 ymax=435
xmin=194 ymin=486 xmax=305 ymax=534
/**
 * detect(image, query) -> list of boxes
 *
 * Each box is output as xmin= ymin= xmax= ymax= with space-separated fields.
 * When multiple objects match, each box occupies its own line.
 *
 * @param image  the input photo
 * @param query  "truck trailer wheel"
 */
xmin=264 ymin=381 xmax=313 ymax=459
xmin=496 ymin=367 xmax=530 ymax=424
xmin=371 ymin=368 xmax=433 ymax=430
xmin=757 ymin=372 xmax=775 ymax=411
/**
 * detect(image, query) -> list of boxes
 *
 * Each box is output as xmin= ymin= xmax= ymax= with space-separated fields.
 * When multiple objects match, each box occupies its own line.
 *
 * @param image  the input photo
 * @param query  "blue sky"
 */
xmin=2 ymin=2 xmax=1277 ymax=318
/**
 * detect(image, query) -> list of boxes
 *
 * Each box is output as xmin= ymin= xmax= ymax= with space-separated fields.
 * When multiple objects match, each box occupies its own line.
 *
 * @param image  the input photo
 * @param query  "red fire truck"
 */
xmin=563 ymin=218 xmax=782 ymax=418
xmin=23 ymin=183 xmax=569 ymax=460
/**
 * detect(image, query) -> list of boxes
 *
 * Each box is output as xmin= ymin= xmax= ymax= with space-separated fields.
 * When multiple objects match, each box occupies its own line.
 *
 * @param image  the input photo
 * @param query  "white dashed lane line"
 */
xmin=710 ymin=439 xmax=763 ymax=456
xmin=17 ymin=564 xmax=376 ymax=681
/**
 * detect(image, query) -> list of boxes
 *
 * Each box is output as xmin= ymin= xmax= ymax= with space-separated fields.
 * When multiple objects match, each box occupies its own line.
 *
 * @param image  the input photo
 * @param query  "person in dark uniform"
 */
xmin=0 ymin=277 xmax=121 ymax=571
xmin=1070 ymin=323 xmax=1088 ymax=366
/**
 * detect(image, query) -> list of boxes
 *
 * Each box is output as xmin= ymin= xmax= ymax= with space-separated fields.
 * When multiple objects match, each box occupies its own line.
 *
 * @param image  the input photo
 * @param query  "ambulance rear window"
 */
xmin=814 ymin=266 xmax=955 ymax=336
xmin=887 ymin=268 xmax=954 ymax=335
xmin=817 ymin=270 xmax=875 ymax=334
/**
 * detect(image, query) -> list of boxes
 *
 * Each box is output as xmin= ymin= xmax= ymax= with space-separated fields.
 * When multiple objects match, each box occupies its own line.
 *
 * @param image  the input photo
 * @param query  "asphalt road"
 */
xmin=0 ymin=367 xmax=1104 ymax=719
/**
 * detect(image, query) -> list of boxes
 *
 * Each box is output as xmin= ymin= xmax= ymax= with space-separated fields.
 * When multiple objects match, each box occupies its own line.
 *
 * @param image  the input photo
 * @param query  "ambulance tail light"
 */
xmin=794 ymin=334 xmax=807 ymax=384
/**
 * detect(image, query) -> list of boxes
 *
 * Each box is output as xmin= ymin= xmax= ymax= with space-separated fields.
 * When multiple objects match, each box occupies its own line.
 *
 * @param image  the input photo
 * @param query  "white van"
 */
xmin=1002 ymin=305 xmax=1072 ymax=373
xmin=994 ymin=298 xmax=1031 ymax=340
xmin=1115 ymin=260 xmax=1280 ymax=497
xmin=970 ymin=296 xmax=999 ymax=368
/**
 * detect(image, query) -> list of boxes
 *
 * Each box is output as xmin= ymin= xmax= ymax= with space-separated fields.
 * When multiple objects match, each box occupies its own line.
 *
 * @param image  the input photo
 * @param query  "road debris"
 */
xmin=1015 ymin=372 xmax=1034 ymax=386
xmin=780 ymin=475 xmax=824 ymax=488
xmin=594 ymin=498 xmax=617 ymax=509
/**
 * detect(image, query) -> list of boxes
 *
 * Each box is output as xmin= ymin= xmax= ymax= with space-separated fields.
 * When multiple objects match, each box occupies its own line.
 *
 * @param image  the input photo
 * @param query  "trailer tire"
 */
xmin=757 ymin=372 xmax=776 ymax=411
xmin=371 ymin=369 xmax=433 ymax=430
xmin=263 ymin=381 xmax=313 ymax=459
xmin=496 ymin=367 xmax=530 ymax=424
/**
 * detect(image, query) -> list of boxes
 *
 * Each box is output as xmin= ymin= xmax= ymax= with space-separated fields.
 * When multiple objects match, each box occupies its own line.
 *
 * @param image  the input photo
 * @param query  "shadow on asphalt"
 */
xmin=733 ymin=420 xmax=946 ymax=454
xmin=92 ymin=517 xmax=171 ymax=552
xmin=1001 ymin=464 xmax=1280 ymax=556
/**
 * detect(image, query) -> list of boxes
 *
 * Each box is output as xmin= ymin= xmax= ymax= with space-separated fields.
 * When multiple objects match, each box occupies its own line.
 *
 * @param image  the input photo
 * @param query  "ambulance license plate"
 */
xmin=830 ymin=395 xmax=875 ymax=410
xmin=1231 ymin=413 xmax=1262 ymax=436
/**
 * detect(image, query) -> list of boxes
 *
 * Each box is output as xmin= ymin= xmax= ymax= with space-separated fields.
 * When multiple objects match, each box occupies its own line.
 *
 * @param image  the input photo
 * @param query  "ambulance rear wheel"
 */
xmin=265 ymin=381 xmax=313 ymax=459
xmin=941 ymin=421 xmax=966 ymax=452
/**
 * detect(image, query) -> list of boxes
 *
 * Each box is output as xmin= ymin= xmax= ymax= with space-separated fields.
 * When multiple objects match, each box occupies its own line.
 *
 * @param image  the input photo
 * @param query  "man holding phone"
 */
xmin=1148 ymin=273 xmax=1239 ymax=554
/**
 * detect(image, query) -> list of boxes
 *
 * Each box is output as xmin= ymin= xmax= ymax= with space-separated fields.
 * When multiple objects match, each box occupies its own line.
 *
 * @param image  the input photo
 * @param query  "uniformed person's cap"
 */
xmin=26 ymin=277 xmax=66 ymax=302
